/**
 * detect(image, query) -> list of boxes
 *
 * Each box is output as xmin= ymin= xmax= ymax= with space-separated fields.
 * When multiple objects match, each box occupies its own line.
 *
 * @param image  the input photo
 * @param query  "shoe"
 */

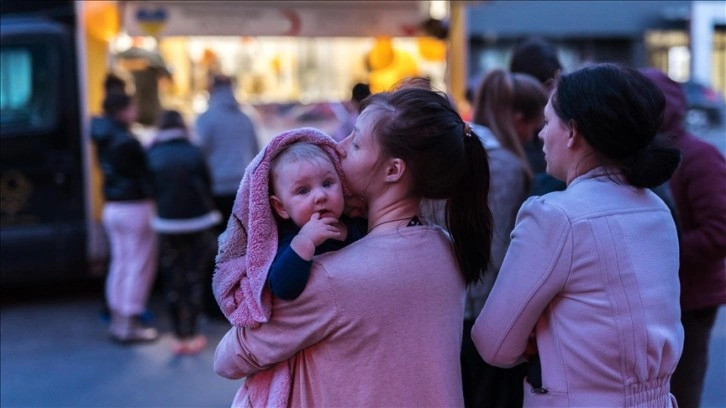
xmin=171 ymin=334 xmax=207 ymax=355
xmin=109 ymin=312 xmax=159 ymax=344
xmin=170 ymin=337 xmax=187 ymax=354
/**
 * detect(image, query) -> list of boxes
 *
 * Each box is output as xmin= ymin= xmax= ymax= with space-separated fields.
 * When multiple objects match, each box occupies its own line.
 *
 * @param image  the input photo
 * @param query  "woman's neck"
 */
xmin=366 ymin=196 xmax=421 ymax=233
xmin=566 ymin=150 xmax=602 ymax=186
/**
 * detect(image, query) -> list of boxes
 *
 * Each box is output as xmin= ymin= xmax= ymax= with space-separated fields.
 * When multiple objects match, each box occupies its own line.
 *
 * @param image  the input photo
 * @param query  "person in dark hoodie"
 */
xmin=91 ymin=92 xmax=158 ymax=343
xmin=641 ymin=68 xmax=726 ymax=408
xmin=147 ymin=110 xmax=221 ymax=355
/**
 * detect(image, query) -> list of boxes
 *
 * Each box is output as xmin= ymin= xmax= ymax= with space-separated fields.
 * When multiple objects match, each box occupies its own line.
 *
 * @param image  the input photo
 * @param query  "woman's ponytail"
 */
xmin=368 ymin=87 xmax=493 ymax=285
xmin=447 ymin=127 xmax=492 ymax=284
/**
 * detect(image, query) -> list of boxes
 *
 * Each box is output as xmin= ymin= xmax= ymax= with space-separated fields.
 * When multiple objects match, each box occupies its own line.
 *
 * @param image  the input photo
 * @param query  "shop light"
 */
xmin=429 ymin=1 xmax=448 ymax=20
xmin=111 ymin=32 xmax=133 ymax=53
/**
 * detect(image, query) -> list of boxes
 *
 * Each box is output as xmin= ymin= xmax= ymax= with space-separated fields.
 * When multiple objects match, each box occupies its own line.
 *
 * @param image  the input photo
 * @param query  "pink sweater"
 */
xmin=215 ymin=225 xmax=466 ymax=407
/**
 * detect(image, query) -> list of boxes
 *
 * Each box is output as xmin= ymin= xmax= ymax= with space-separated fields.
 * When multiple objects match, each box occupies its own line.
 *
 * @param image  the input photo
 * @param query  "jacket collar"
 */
xmin=152 ymin=128 xmax=188 ymax=145
xmin=569 ymin=166 xmax=624 ymax=188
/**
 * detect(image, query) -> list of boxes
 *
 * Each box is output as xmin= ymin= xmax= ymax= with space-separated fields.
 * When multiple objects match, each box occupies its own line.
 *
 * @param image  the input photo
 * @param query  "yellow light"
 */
xmin=83 ymin=1 xmax=120 ymax=42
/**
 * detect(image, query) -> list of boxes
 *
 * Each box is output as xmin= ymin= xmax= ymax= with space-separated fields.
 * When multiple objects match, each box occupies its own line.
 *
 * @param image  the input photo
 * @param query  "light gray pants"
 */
xmin=102 ymin=200 xmax=158 ymax=316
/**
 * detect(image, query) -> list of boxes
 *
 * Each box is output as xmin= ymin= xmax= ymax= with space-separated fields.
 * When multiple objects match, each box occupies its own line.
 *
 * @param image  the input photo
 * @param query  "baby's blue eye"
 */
xmin=323 ymin=180 xmax=333 ymax=188
xmin=297 ymin=187 xmax=310 ymax=195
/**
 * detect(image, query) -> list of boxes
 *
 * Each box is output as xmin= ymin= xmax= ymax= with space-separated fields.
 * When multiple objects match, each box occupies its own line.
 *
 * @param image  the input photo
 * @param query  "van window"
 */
xmin=0 ymin=44 xmax=56 ymax=134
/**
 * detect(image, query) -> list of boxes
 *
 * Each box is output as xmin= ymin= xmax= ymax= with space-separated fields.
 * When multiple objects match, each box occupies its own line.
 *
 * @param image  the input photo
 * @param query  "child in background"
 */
xmin=212 ymin=128 xmax=365 ymax=407
xmin=147 ymin=110 xmax=221 ymax=354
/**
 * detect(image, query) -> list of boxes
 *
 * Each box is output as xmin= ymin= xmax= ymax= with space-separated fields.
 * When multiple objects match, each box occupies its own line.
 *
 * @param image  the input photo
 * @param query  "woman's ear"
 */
xmin=567 ymin=121 xmax=579 ymax=148
xmin=384 ymin=158 xmax=406 ymax=183
xmin=270 ymin=195 xmax=290 ymax=219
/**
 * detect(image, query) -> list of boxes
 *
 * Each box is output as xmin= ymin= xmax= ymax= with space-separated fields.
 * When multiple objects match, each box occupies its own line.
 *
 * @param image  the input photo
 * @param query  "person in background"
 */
xmin=147 ymin=110 xmax=221 ymax=355
xmin=104 ymin=72 xmax=127 ymax=95
xmin=214 ymin=86 xmax=493 ymax=407
xmin=471 ymin=69 xmax=549 ymax=186
xmin=333 ymin=82 xmax=371 ymax=141
xmin=116 ymin=44 xmax=171 ymax=127
xmin=640 ymin=68 xmax=726 ymax=408
xmin=509 ymin=36 xmax=567 ymax=196
xmin=91 ymin=92 xmax=158 ymax=343
xmin=473 ymin=63 xmax=683 ymax=406
xmin=462 ymin=68 xmax=547 ymax=408
xmin=195 ymin=74 xmax=260 ymax=318
xmin=196 ymin=74 xmax=260 ymax=225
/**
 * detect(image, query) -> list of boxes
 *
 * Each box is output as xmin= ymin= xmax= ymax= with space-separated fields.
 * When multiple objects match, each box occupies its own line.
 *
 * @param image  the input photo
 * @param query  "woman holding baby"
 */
xmin=213 ymin=85 xmax=492 ymax=406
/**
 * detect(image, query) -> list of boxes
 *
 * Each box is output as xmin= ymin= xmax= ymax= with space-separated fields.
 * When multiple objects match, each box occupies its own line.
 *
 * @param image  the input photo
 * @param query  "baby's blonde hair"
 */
xmin=269 ymin=143 xmax=335 ymax=194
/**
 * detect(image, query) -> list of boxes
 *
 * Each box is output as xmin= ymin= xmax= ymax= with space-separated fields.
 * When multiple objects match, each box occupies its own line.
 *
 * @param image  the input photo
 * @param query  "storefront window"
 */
xmin=114 ymin=34 xmax=447 ymax=144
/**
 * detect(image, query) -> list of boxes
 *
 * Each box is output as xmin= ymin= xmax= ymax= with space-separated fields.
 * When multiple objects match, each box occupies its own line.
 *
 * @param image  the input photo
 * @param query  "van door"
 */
xmin=0 ymin=18 xmax=86 ymax=284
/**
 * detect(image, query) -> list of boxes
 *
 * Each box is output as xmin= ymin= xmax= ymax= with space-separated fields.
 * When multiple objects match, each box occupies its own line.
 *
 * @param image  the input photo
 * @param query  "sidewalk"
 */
xmin=1 ymin=291 xmax=240 ymax=408
xmin=1 ymin=290 xmax=724 ymax=407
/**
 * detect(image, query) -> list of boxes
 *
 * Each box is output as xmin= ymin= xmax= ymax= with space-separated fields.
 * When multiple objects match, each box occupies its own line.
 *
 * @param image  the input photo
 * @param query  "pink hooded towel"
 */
xmin=212 ymin=127 xmax=348 ymax=408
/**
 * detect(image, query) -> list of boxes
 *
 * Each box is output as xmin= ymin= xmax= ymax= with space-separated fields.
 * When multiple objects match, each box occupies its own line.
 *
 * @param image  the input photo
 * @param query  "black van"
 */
xmin=1 ymin=1 xmax=102 ymax=285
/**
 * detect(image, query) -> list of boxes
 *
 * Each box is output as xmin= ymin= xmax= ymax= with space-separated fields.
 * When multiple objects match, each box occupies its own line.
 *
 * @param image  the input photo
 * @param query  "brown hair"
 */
xmin=471 ymin=69 xmax=547 ymax=179
xmin=156 ymin=110 xmax=187 ymax=131
xmin=361 ymin=87 xmax=492 ymax=284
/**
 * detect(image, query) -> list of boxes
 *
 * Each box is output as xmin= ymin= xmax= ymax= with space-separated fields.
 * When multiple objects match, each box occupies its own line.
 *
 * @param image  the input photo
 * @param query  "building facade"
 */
xmin=466 ymin=1 xmax=725 ymax=94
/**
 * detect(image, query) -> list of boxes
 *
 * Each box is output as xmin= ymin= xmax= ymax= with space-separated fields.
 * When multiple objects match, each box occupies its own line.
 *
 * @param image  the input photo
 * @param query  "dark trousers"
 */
xmin=462 ymin=319 xmax=527 ymax=408
xmin=203 ymin=194 xmax=236 ymax=319
xmin=670 ymin=307 xmax=720 ymax=408
xmin=213 ymin=194 xmax=236 ymax=233
xmin=159 ymin=230 xmax=216 ymax=338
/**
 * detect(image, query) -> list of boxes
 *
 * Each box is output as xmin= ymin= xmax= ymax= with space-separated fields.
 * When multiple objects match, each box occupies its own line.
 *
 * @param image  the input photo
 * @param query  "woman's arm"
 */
xmin=214 ymin=263 xmax=340 ymax=378
xmin=471 ymin=197 xmax=572 ymax=367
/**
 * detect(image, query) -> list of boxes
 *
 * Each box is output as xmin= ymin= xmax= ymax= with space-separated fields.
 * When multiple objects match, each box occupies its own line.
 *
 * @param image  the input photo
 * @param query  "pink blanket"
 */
xmin=212 ymin=127 xmax=346 ymax=407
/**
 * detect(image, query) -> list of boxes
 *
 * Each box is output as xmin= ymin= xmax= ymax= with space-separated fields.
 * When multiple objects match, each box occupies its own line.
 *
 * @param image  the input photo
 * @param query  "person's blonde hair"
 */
xmin=471 ymin=69 xmax=547 ymax=179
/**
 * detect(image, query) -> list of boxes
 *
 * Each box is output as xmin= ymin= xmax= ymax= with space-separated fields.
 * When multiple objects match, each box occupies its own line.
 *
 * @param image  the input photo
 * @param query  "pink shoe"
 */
xmin=171 ymin=335 xmax=207 ymax=355
xmin=170 ymin=337 xmax=187 ymax=354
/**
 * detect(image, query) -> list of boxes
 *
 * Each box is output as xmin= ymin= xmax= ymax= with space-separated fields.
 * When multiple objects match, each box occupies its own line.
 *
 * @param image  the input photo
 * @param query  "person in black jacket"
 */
xmin=91 ymin=92 xmax=159 ymax=343
xmin=147 ymin=110 xmax=221 ymax=355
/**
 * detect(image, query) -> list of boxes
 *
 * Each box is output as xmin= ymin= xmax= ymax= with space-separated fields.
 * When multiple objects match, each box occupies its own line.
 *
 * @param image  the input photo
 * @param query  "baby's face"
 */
xmin=270 ymin=156 xmax=345 ymax=227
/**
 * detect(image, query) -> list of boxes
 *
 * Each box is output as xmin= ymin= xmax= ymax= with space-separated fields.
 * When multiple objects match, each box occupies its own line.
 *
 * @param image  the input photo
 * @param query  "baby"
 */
xmin=267 ymin=142 xmax=367 ymax=300
xmin=213 ymin=129 xmax=365 ymax=407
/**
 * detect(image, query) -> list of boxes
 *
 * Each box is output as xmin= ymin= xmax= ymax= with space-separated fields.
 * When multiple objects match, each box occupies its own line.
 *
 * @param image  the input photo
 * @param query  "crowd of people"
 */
xmin=91 ymin=36 xmax=725 ymax=407
xmin=92 ymin=73 xmax=259 ymax=353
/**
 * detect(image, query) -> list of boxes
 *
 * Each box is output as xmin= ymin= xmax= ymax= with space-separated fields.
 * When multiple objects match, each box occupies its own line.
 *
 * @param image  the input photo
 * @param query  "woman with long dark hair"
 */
xmin=214 ymin=86 xmax=493 ymax=406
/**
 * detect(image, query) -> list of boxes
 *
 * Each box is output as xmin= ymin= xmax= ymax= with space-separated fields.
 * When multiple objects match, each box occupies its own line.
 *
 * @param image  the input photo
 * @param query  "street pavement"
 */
xmin=1 ymin=283 xmax=725 ymax=408
xmin=1 ymin=284 xmax=240 ymax=408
